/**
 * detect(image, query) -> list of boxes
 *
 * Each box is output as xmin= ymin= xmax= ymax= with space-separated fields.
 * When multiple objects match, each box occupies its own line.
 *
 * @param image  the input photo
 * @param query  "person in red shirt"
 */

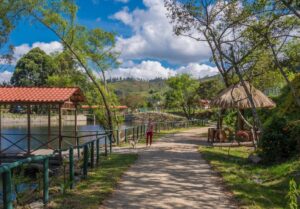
xmin=146 ymin=119 xmax=154 ymax=147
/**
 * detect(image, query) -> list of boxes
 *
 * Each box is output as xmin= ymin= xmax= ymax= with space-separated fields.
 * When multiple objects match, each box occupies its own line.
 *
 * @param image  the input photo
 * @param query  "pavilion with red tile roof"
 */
xmin=0 ymin=87 xmax=86 ymax=156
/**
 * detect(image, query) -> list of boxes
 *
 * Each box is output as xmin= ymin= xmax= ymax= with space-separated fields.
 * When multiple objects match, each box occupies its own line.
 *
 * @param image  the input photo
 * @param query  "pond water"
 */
xmin=0 ymin=121 xmax=131 ymax=154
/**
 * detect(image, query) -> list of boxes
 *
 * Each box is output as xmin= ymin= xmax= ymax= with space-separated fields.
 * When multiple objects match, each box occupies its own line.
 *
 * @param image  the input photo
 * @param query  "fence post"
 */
xmin=132 ymin=127 xmax=135 ymax=141
xmin=137 ymin=126 xmax=139 ymax=140
xmin=125 ymin=129 xmax=127 ymax=143
xmin=104 ymin=136 xmax=108 ymax=156
xmin=117 ymin=129 xmax=120 ymax=145
xmin=109 ymin=133 xmax=112 ymax=154
xmin=83 ymin=145 xmax=88 ymax=179
xmin=43 ymin=158 xmax=49 ymax=204
xmin=69 ymin=147 xmax=74 ymax=189
xmin=2 ymin=170 xmax=13 ymax=209
xmin=76 ymin=136 xmax=80 ymax=159
xmin=96 ymin=138 xmax=100 ymax=165
xmin=90 ymin=142 xmax=94 ymax=169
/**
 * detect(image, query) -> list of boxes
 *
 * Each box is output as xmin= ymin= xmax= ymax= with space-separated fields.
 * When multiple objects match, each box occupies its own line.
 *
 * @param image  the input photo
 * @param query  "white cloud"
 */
xmin=111 ymin=7 xmax=132 ymax=25
xmin=0 ymin=71 xmax=13 ymax=83
xmin=13 ymin=41 xmax=63 ymax=63
xmin=177 ymin=63 xmax=219 ymax=78
xmin=111 ymin=0 xmax=211 ymax=65
xmin=106 ymin=60 xmax=218 ymax=80
xmin=106 ymin=60 xmax=176 ymax=80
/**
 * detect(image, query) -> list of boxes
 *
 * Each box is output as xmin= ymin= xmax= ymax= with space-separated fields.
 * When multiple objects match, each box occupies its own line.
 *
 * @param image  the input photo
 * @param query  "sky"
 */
xmin=0 ymin=0 xmax=218 ymax=82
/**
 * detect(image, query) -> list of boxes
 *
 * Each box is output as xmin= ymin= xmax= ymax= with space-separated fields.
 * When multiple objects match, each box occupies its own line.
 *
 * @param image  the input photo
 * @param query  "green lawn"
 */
xmin=199 ymin=146 xmax=300 ymax=209
xmin=48 ymin=153 xmax=138 ymax=209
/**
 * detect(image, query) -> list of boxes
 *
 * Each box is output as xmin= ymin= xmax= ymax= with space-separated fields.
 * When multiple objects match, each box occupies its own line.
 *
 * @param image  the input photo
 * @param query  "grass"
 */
xmin=48 ymin=153 xmax=138 ymax=209
xmin=199 ymin=146 xmax=300 ymax=209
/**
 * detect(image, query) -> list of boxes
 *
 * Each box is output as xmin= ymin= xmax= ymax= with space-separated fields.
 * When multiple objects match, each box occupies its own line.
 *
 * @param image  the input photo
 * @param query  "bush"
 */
xmin=259 ymin=116 xmax=298 ymax=163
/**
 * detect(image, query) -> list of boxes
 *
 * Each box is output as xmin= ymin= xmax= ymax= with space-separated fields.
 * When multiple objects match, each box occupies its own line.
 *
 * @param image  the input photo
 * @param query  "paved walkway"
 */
xmin=101 ymin=127 xmax=237 ymax=209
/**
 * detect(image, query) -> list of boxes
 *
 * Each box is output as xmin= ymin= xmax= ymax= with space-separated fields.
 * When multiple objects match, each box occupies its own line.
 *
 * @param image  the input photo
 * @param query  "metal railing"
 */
xmin=0 ymin=118 xmax=207 ymax=209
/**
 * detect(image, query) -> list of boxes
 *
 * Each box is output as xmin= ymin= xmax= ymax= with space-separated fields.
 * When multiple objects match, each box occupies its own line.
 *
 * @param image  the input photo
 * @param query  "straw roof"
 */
xmin=211 ymin=82 xmax=276 ymax=109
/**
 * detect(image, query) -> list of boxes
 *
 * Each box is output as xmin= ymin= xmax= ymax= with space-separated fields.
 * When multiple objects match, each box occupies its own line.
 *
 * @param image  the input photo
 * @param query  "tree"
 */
xmin=11 ymin=47 xmax=58 ymax=86
xmin=165 ymin=74 xmax=198 ymax=119
xmin=198 ymin=78 xmax=224 ymax=100
xmin=0 ymin=0 xmax=118 ymax=133
xmin=165 ymin=0 xmax=265 ymax=145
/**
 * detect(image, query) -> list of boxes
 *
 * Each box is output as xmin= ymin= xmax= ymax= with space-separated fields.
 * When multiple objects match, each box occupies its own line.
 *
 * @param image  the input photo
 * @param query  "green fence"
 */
xmin=0 ymin=119 xmax=207 ymax=209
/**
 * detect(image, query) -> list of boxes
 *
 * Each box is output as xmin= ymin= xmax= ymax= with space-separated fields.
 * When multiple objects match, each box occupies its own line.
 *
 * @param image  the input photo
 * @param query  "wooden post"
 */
xmin=27 ymin=104 xmax=31 ymax=155
xmin=47 ymin=105 xmax=51 ymax=149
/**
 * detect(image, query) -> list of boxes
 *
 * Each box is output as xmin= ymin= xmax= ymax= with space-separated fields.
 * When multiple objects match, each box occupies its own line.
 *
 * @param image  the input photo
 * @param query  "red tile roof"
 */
xmin=0 ymin=87 xmax=85 ymax=104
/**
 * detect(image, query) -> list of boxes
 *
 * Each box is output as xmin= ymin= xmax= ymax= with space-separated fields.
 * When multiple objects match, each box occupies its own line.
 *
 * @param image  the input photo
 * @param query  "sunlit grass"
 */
xmin=48 ymin=153 xmax=138 ymax=209
xmin=199 ymin=146 xmax=300 ymax=209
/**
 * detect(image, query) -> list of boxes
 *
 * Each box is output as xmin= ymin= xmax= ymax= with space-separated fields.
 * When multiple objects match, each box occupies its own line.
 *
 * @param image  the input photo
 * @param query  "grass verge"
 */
xmin=199 ymin=146 xmax=300 ymax=209
xmin=48 ymin=153 xmax=138 ymax=209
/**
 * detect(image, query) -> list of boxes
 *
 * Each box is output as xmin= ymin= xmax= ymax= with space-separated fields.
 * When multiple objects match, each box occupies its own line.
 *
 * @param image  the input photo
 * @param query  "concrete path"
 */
xmin=101 ymin=127 xmax=237 ymax=209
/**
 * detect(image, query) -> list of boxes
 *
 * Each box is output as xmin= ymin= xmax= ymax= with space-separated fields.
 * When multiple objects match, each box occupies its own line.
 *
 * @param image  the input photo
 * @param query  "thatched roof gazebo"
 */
xmin=211 ymin=82 xmax=276 ymax=133
xmin=211 ymin=82 xmax=276 ymax=109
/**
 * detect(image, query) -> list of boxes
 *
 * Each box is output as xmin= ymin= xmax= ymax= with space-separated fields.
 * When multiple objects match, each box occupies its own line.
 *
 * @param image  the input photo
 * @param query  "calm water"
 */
xmin=0 ymin=122 xmax=130 ymax=154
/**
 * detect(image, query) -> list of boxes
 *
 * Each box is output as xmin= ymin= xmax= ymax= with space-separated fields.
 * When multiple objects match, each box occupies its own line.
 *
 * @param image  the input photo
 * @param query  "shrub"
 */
xmin=259 ymin=116 xmax=298 ymax=163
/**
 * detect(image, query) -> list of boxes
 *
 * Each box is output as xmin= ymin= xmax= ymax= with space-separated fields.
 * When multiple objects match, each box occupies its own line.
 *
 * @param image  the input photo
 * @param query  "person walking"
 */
xmin=146 ymin=119 xmax=154 ymax=147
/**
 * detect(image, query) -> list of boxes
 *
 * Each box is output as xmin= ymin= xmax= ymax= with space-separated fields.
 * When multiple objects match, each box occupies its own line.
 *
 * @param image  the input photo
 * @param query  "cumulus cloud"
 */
xmin=177 ymin=63 xmax=219 ymax=78
xmin=106 ymin=60 xmax=176 ymax=80
xmin=13 ymin=41 xmax=63 ymax=63
xmin=0 ymin=71 xmax=13 ymax=83
xmin=106 ymin=60 xmax=218 ymax=80
xmin=111 ymin=0 xmax=211 ymax=65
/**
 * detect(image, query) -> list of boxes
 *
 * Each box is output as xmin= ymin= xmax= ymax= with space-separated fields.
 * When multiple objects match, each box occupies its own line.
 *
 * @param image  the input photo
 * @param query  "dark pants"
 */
xmin=146 ymin=132 xmax=153 ymax=145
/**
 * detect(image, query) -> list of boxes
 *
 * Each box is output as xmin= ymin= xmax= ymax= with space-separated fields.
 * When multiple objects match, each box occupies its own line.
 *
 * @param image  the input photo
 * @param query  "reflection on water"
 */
xmin=0 ymin=122 xmax=106 ymax=154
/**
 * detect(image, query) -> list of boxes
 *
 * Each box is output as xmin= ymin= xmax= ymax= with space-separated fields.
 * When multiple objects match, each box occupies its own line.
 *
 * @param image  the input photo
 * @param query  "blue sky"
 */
xmin=1 ymin=0 xmax=218 ymax=82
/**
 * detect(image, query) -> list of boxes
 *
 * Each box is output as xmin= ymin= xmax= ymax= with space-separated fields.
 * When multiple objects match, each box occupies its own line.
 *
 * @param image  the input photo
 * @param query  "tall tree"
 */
xmin=165 ymin=0 xmax=264 ymax=145
xmin=165 ymin=74 xmax=199 ymax=119
xmin=11 ymin=47 xmax=58 ymax=86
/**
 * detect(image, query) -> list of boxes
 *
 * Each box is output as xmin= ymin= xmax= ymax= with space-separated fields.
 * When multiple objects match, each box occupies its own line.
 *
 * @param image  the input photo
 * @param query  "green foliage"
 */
xmin=286 ymin=179 xmax=299 ymax=209
xmin=259 ymin=116 xmax=298 ymax=163
xmin=11 ymin=47 xmax=58 ymax=86
xmin=165 ymin=74 xmax=199 ymax=119
xmin=197 ymin=77 xmax=224 ymax=99
xmin=223 ymin=110 xmax=237 ymax=129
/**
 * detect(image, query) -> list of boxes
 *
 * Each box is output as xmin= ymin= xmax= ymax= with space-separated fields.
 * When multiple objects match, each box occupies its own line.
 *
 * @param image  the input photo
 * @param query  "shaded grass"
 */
xmin=48 ymin=153 xmax=138 ymax=209
xmin=199 ymin=146 xmax=300 ymax=209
